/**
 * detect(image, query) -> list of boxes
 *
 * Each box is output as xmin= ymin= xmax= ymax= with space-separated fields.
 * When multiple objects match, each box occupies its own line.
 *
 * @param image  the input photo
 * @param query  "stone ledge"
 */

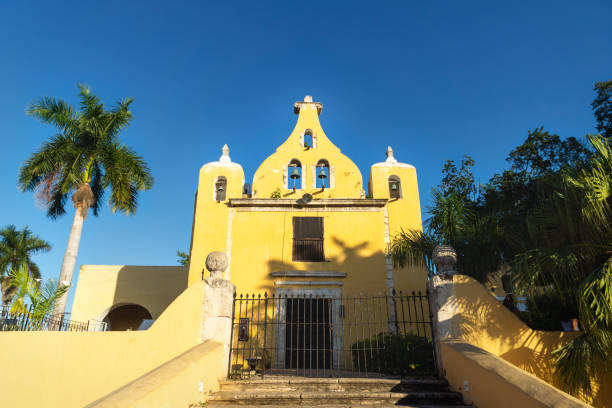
xmin=270 ymin=271 xmax=347 ymax=278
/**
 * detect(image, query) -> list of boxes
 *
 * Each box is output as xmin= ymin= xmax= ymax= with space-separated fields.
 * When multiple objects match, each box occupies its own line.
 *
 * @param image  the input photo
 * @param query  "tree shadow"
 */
xmin=444 ymin=276 xmax=582 ymax=389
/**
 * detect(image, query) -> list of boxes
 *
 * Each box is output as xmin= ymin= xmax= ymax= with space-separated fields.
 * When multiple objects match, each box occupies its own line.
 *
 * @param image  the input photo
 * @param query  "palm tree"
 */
xmin=0 ymin=225 xmax=50 ymax=307
xmin=18 ymin=84 xmax=153 ymax=317
xmin=5 ymin=264 xmax=67 ymax=328
xmin=0 ymin=225 xmax=51 ymax=279
xmin=512 ymin=134 xmax=612 ymax=397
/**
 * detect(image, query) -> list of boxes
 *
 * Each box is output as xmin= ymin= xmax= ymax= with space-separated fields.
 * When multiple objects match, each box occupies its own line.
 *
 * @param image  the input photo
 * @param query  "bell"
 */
xmin=216 ymin=186 xmax=224 ymax=192
xmin=391 ymin=183 xmax=398 ymax=191
xmin=290 ymin=167 xmax=300 ymax=180
xmin=318 ymin=168 xmax=327 ymax=179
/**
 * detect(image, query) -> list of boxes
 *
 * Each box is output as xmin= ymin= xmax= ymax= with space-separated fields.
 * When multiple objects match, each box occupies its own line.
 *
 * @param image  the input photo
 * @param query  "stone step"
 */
xmin=206 ymin=390 xmax=465 ymax=405
xmin=203 ymin=405 xmax=473 ymax=408
xmin=219 ymin=378 xmax=449 ymax=393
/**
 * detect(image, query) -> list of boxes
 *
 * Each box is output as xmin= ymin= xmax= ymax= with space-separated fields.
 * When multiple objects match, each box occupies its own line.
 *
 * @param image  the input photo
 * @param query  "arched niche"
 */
xmin=102 ymin=304 xmax=153 ymax=331
xmin=303 ymin=130 xmax=314 ymax=149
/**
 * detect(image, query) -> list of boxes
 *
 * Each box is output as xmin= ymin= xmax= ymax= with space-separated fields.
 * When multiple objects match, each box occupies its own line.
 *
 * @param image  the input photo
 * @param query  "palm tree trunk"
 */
xmin=52 ymin=204 xmax=86 ymax=317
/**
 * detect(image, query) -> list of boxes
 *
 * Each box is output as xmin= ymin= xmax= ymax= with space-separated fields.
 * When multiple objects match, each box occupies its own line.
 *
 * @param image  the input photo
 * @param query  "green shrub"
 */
xmin=270 ymin=188 xmax=281 ymax=199
xmin=351 ymin=332 xmax=434 ymax=375
xmin=517 ymin=290 xmax=578 ymax=331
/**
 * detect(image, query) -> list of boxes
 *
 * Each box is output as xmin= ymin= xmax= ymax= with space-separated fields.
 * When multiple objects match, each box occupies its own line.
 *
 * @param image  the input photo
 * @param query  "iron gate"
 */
xmin=227 ymin=290 xmax=437 ymax=378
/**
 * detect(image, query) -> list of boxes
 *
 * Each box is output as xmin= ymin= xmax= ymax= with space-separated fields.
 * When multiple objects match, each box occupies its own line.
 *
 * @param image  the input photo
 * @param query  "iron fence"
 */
xmin=0 ymin=305 xmax=107 ymax=332
xmin=228 ymin=290 xmax=437 ymax=379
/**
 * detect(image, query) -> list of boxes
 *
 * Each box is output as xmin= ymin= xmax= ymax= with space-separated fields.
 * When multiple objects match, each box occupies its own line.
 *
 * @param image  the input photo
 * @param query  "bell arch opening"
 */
xmin=388 ymin=175 xmax=401 ymax=199
xmin=215 ymin=176 xmax=227 ymax=201
xmin=288 ymin=159 xmax=302 ymax=190
xmin=316 ymin=159 xmax=330 ymax=189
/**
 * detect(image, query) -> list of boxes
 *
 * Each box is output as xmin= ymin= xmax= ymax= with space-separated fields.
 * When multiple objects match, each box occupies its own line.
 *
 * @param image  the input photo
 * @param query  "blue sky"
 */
xmin=1 ymin=1 xmax=611 ymax=312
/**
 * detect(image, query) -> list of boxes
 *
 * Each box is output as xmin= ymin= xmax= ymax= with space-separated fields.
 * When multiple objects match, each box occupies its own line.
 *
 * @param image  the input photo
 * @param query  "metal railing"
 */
xmin=228 ymin=290 xmax=437 ymax=379
xmin=0 ymin=305 xmax=107 ymax=332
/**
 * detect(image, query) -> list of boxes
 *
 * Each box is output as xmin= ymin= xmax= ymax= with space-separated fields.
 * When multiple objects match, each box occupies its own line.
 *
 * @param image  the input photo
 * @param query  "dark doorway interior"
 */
xmin=104 ymin=304 xmax=152 ymax=331
xmin=285 ymin=298 xmax=332 ymax=370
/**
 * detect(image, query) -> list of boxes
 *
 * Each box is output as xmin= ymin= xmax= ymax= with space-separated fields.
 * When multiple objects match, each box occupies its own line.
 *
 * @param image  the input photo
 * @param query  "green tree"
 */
xmin=177 ymin=250 xmax=189 ymax=267
xmin=18 ymin=84 xmax=154 ymax=317
xmin=392 ymin=156 xmax=504 ymax=282
xmin=592 ymin=79 xmax=612 ymax=139
xmin=440 ymin=155 xmax=476 ymax=200
xmin=512 ymin=134 xmax=612 ymax=397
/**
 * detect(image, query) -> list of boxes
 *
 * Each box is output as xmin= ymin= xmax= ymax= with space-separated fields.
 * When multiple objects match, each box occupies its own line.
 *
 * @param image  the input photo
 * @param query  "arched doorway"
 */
xmin=103 ymin=304 xmax=153 ymax=331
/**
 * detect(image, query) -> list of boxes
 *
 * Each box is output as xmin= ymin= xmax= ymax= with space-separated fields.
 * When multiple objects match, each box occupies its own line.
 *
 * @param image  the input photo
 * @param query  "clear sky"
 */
xmin=1 ymin=1 xmax=611 ymax=312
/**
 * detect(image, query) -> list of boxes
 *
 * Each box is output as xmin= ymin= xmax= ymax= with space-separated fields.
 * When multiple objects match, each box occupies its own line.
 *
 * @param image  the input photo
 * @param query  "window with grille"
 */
xmin=292 ymin=217 xmax=324 ymax=262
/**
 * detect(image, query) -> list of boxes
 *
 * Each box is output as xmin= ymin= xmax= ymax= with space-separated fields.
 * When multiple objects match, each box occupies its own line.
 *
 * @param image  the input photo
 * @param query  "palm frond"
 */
xmin=89 ymin=161 xmax=105 ymax=216
xmin=26 ymin=97 xmax=77 ymax=132
xmin=18 ymin=133 xmax=74 ymax=192
xmin=101 ymin=143 xmax=153 ymax=214
xmin=552 ymin=329 xmax=612 ymax=397
xmin=391 ymin=229 xmax=437 ymax=272
xmin=105 ymin=98 xmax=134 ymax=139
xmin=579 ymin=257 xmax=612 ymax=329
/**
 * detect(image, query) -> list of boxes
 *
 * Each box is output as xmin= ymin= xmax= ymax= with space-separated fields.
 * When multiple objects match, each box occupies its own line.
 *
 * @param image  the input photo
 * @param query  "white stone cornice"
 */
xmin=228 ymin=198 xmax=388 ymax=209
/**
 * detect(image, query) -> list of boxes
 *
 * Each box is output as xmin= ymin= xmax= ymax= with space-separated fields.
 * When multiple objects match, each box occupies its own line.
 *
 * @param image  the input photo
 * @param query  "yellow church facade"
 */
xmin=71 ymin=95 xmax=426 ymax=330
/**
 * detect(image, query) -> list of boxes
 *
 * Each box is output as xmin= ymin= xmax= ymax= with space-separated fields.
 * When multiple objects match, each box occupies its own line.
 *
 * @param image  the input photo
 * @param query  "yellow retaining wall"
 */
xmin=87 ymin=340 xmax=224 ymax=408
xmin=0 ymin=280 xmax=224 ymax=407
xmin=441 ymin=340 xmax=588 ymax=408
xmin=448 ymin=275 xmax=611 ymax=407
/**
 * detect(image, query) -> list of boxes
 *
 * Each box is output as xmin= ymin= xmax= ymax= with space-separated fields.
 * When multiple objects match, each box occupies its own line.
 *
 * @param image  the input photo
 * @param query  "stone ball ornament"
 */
xmin=205 ymin=251 xmax=228 ymax=278
xmin=432 ymin=245 xmax=458 ymax=276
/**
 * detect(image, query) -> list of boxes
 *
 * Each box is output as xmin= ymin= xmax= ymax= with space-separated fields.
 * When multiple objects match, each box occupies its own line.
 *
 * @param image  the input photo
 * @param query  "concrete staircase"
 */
xmin=201 ymin=377 xmax=471 ymax=407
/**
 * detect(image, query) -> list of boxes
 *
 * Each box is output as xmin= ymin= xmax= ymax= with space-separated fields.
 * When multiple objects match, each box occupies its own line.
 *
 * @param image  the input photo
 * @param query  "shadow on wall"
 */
xmin=444 ymin=275 xmax=612 ymax=406
xmin=227 ymin=237 xmax=431 ymax=376
xmin=101 ymin=266 xmax=189 ymax=330
xmin=256 ymin=237 xmax=387 ymax=294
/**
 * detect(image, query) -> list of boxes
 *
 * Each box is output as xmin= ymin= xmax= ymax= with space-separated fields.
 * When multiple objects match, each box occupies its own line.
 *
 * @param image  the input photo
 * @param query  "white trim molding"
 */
xmin=270 ymin=271 xmax=347 ymax=278
xmin=274 ymin=281 xmax=344 ymax=286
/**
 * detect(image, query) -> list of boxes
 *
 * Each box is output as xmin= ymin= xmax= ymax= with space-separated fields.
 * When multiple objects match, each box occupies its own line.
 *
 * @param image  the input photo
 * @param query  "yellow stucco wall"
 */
xmin=0 ymin=280 xmax=219 ymax=407
xmin=71 ymin=265 xmax=188 ymax=323
xmin=188 ymin=156 xmax=244 ymax=286
xmin=449 ymin=274 xmax=611 ymax=407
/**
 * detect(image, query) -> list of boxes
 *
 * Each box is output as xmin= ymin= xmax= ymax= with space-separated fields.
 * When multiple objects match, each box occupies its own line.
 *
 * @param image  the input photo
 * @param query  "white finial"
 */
xmin=304 ymin=95 xmax=313 ymax=102
xmin=219 ymin=144 xmax=231 ymax=163
xmin=386 ymin=146 xmax=397 ymax=164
